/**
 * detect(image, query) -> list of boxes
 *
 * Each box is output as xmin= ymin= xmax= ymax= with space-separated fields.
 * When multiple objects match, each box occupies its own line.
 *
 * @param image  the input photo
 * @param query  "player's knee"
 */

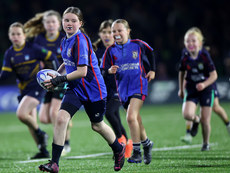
xmin=56 ymin=115 xmax=69 ymax=126
xmin=91 ymin=122 xmax=102 ymax=132
xmin=183 ymin=113 xmax=193 ymax=121
xmin=126 ymin=114 xmax=136 ymax=124
xmin=39 ymin=116 xmax=49 ymax=124
xmin=16 ymin=111 xmax=27 ymax=122
xmin=50 ymin=111 xmax=58 ymax=122
xmin=212 ymin=105 xmax=219 ymax=113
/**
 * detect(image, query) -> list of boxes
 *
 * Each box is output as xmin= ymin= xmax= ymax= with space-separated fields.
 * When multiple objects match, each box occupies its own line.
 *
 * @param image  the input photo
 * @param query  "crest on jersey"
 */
xmin=67 ymin=48 xmax=72 ymax=57
xmin=25 ymin=55 xmax=30 ymax=61
xmin=198 ymin=63 xmax=204 ymax=70
xmin=132 ymin=51 xmax=138 ymax=59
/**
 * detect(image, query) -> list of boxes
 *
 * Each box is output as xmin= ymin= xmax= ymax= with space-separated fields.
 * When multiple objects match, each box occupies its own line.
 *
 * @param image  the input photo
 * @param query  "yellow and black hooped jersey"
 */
xmin=0 ymin=41 xmax=58 ymax=91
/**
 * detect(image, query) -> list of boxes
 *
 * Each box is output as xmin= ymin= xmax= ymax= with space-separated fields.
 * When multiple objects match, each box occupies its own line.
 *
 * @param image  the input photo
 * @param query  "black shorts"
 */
xmin=184 ymin=86 xmax=214 ymax=107
xmin=18 ymin=85 xmax=46 ymax=103
xmin=60 ymin=89 xmax=106 ymax=123
xmin=43 ymin=90 xmax=65 ymax=103
xmin=122 ymin=94 xmax=146 ymax=110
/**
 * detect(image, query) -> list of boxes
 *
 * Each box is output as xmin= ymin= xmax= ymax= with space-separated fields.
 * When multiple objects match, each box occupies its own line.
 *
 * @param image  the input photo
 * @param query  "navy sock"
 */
xmin=34 ymin=128 xmax=42 ymax=136
xmin=133 ymin=142 xmax=141 ymax=152
xmin=186 ymin=129 xmax=191 ymax=134
xmin=52 ymin=143 xmax=64 ymax=165
xmin=141 ymin=138 xmax=150 ymax=147
xmin=109 ymin=138 xmax=122 ymax=153
xmin=64 ymin=140 xmax=69 ymax=145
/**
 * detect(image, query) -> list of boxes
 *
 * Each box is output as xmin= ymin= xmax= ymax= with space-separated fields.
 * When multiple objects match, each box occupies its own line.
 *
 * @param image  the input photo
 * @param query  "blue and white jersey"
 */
xmin=60 ymin=30 xmax=107 ymax=102
xmin=100 ymin=39 xmax=155 ymax=103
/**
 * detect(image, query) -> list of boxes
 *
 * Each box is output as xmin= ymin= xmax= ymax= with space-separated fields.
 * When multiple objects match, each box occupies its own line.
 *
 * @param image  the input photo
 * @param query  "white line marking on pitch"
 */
xmin=16 ymin=143 xmax=217 ymax=164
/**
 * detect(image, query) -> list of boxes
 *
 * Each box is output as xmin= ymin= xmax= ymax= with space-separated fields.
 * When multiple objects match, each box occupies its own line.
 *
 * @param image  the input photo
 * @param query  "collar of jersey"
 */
xmin=115 ymin=39 xmax=130 ymax=48
xmin=13 ymin=42 xmax=26 ymax=51
xmin=46 ymin=31 xmax=60 ymax=42
xmin=188 ymin=49 xmax=202 ymax=60
xmin=65 ymin=30 xmax=81 ymax=42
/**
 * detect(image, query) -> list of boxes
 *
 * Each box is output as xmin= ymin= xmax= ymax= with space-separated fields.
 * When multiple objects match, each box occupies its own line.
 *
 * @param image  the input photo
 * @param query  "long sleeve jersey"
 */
xmin=100 ymin=39 xmax=155 ymax=103
xmin=0 ymin=41 xmax=59 ymax=92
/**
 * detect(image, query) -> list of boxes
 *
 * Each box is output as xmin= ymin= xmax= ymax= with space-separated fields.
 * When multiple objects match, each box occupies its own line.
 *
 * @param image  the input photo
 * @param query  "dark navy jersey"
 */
xmin=34 ymin=31 xmax=65 ymax=65
xmin=100 ymin=39 xmax=155 ymax=103
xmin=95 ymin=42 xmax=118 ymax=100
xmin=179 ymin=48 xmax=216 ymax=88
xmin=0 ymin=41 xmax=58 ymax=93
xmin=95 ymin=41 xmax=106 ymax=65
xmin=60 ymin=30 xmax=107 ymax=102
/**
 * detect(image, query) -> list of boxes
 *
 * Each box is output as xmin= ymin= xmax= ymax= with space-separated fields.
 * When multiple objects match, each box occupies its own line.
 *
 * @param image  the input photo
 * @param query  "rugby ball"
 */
xmin=36 ymin=69 xmax=62 ymax=90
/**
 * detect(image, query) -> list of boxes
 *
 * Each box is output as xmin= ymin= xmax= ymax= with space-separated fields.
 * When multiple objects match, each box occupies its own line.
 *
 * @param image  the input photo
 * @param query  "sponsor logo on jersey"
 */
xmin=132 ymin=51 xmax=138 ymax=59
xmin=67 ymin=48 xmax=72 ymax=57
xmin=117 ymin=63 xmax=139 ymax=72
xmin=192 ymin=68 xmax=198 ymax=73
xmin=63 ymin=59 xmax=75 ymax=67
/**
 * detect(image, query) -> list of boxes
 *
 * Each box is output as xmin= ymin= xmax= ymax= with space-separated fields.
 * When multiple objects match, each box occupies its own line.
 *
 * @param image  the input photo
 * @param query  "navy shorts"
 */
xmin=17 ymin=85 xmax=46 ymax=103
xmin=122 ymin=93 xmax=146 ymax=110
xmin=43 ymin=90 xmax=65 ymax=103
xmin=213 ymin=84 xmax=219 ymax=98
xmin=60 ymin=89 xmax=106 ymax=123
xmin=184 ymin=86 xmax=214 ymax=107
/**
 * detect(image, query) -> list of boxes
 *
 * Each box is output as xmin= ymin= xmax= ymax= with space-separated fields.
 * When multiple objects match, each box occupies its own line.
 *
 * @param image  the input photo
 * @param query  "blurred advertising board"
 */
xmin=0 ymin=79 xmax=229 ymax=112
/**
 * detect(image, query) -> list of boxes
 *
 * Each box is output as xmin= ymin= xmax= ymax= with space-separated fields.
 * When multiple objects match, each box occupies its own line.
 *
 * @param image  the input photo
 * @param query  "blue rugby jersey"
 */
xmin=100 ymin=39 xmax=155 ymax=103
xmin=60 ymin=30 xmax=107 ymax=102
xmin=34 ymin=31 xmax=65 ymax=65
xmin=179 ymin=48 xmax=216 ymax=89
xmin=0 ymin=41 xmax=58 ymax=92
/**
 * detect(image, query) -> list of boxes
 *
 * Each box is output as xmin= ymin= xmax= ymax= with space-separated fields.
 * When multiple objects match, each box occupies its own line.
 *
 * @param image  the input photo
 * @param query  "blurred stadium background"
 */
xmin=1 ymin=0 xmax=230 ymax=112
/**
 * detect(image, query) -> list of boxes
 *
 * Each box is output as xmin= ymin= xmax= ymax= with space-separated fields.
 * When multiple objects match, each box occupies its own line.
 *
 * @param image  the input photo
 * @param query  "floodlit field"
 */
xmin=0 ymin=103 xmax=230 ymax=173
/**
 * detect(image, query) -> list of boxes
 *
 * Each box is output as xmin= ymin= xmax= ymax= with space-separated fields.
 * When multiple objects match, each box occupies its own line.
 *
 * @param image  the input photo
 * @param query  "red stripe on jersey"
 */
xmin=138 ymin=48 xmax=143 ymax=94
xmin=81 ymin=78 xmax=89 ymax=101
xmin=82 ymin=34 xmax=103 ymax=100
xmin=77 ymin=35 xmax=80 ymax=65
xmin=90 ymin=49 xmax=103 ymax=99
xmin=131 ymin=39 xmax=153 ymax=51
xmin=102 ymin=50 xmax=108 ymax=68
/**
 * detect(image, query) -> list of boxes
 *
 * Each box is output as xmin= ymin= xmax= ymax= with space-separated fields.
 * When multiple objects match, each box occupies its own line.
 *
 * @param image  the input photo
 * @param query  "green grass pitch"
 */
xmin=0 ymin=103 xmax=230 ymax=172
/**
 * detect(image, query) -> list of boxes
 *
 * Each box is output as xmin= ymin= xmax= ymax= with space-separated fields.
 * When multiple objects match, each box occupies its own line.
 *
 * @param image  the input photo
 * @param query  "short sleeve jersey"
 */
xmin=100 ymin=39 xmax=154 ymax=103
xmin=1 ymin=41 xmax=54 ymax=92
xmin=179 ymin=48 xmax=216 ymax=89
xmin=60 ymin=30 xmax=107 ymax=102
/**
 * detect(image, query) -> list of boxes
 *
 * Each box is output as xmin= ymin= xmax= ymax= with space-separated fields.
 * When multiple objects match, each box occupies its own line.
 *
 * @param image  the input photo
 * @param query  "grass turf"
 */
xmin=0 ymin=103 xmax=230 ymax=172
